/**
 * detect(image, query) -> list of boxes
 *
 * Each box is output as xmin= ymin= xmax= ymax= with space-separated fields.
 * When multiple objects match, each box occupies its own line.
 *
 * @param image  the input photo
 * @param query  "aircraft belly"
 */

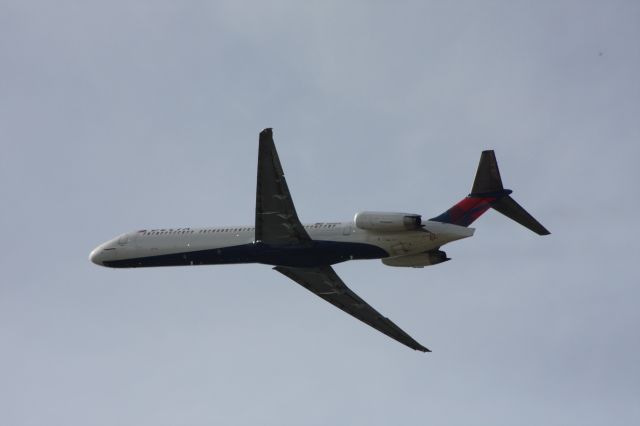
xmin=102 ymin=239 xmax=389 ymax=268
xmin=103 ymin=244 xmax=258 ymax=268
xmin=254 ymin=240 xmax=389 ymax=267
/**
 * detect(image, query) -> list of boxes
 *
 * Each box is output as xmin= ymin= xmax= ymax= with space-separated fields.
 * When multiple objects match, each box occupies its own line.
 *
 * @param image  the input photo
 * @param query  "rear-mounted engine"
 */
xmin=354 ymin=211 xmax=422 ymax=232
xmin=382 ymin=250 xmax=449 ymax=268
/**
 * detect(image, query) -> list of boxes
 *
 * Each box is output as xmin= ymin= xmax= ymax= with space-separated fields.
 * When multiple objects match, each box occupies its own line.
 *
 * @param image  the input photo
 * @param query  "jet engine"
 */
xmin=354 ymin=211 xmax=422 ymax=232
xmin=382 ymin=250 xmax=449 ymax=268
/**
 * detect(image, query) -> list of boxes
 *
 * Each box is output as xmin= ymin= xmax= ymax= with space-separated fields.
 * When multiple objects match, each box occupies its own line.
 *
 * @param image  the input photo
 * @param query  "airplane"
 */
xmin=90 ymin=128 xmax=549 ymax=352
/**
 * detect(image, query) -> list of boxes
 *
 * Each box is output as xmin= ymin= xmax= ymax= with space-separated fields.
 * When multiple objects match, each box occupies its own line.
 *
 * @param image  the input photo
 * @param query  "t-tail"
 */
xmin=430 ymin=150 xmax=550 ymax=235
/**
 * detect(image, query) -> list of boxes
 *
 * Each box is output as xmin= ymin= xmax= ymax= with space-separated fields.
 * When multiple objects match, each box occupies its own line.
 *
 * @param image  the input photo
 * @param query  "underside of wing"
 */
xmin=274 ymin=265 xmax=429 ymax=352
xmin=255 ymin=128 xmax=311 ymax=244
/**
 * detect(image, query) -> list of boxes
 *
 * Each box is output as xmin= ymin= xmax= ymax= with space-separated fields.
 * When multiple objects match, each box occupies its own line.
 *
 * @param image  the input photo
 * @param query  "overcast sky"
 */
xmin=2 ymin=1 xmax=639 ymax=425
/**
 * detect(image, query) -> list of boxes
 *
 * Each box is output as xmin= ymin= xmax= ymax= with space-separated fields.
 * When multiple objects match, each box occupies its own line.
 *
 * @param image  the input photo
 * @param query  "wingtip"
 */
xmin=258 ymin=127 xmax=273 ymax=146
xmin=259 ymin=128 xmax=274 ymax=145
xmin=534 ymin=225 xmax=551 ymax=236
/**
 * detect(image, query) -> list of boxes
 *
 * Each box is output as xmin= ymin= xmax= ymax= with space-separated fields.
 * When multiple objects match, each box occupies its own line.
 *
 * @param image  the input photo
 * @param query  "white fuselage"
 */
xmin=90 ymin=219 xmax=474 ymax=268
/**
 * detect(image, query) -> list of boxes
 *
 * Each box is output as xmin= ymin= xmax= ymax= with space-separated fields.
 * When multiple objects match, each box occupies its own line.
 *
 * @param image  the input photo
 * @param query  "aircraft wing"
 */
xmin=255 ymin=128 xmax=311 ymax=244
xmin=274 ymin=265 xmax=429 ymax=352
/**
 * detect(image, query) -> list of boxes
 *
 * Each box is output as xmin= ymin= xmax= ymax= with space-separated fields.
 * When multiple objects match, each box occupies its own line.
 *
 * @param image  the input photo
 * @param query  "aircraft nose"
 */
xmin=89 ymin=246 xmax=103 ymax=266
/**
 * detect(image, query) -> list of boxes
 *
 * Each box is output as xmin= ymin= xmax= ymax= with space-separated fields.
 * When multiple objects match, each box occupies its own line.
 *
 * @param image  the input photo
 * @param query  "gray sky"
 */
xmin=2 ymin=1 xmax=639 ymax=425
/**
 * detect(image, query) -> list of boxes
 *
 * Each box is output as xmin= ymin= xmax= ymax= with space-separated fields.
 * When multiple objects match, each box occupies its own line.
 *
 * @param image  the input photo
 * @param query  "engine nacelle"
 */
xmin=382 ymin=250 xmax=449 ymax=268
xmin=354 ymin=211 xmax=422 ymax=232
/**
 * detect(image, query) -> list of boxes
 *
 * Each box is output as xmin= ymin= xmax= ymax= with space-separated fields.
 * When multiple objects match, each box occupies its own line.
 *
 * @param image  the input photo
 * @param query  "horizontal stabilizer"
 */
xmin=491 ymin=195 xmax=550 ymax=235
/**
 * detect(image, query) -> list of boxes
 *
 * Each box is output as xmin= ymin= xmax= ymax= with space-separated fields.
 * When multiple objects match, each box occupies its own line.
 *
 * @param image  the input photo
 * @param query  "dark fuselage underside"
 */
xmin=103 ymin=240 xmax=389 ymax=268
